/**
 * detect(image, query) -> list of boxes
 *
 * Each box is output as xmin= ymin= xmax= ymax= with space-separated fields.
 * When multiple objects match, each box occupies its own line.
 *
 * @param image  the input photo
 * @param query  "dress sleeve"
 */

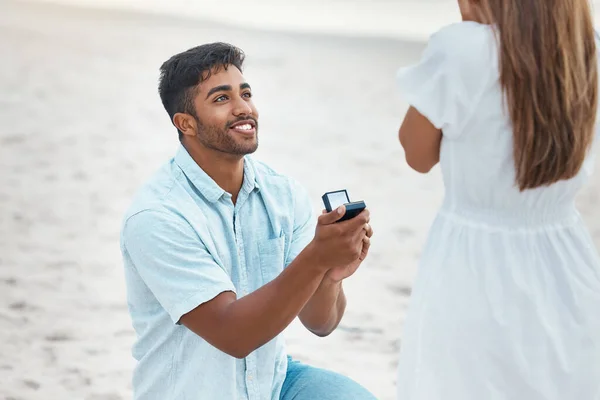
xmin=396 ymin=23 xmax=489 ymax=138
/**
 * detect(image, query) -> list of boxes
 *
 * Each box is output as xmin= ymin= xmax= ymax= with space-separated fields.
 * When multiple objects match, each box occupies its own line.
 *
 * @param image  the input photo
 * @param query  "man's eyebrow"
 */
xmin=206 ymin=85 xmax=232 ymax=99
xmin=240 ymin=83 xmax=251 ymax=90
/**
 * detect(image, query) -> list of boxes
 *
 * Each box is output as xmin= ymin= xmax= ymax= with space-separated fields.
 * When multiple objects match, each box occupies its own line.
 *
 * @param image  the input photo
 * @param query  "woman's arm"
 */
xmin=398 ymin=106 xmax=443 ymax=173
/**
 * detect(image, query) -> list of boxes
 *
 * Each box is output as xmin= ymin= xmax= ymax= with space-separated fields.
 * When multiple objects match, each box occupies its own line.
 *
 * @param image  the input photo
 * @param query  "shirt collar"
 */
xmin=174 ymin=145 xmax=259 ymax=203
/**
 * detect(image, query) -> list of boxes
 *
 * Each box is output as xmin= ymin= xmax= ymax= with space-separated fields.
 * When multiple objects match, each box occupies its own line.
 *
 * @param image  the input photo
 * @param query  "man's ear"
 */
xmin=173 ymin=113 xmax=198 ymax=139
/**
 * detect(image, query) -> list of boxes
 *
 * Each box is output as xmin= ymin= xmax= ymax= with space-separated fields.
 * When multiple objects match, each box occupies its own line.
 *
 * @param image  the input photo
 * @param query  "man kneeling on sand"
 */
xmin=119 ymin=43 xmax=376 ymax=400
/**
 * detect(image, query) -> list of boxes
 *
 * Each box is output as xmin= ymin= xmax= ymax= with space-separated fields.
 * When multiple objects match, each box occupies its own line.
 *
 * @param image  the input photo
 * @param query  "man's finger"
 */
xmin=345 ymin=208 xmax=370 ymax=231
xmin=359 ymin=236 xmax=371 ymax=261
xmin=364 ymin=223 xmax=373 ymax=238
xmin=317 ymin=205 xmax=346 ymax=225
xmin=352 ymin=225 xmax=370 ymax=249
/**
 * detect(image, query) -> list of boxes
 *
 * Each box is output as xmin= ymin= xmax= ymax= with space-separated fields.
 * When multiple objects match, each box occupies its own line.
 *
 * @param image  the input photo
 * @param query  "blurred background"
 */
xmin=1 ymin=0 xmax=599 ymax=399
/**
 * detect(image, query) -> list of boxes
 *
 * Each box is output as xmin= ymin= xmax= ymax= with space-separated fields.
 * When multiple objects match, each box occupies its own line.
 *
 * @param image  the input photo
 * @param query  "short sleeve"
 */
xmin=285 ymin=180 xmax=316 ymax=267
xmin=123 ymin=210 xmax=236 ymax=324
xmin=396 ymin=23 xmax=491 ymax=137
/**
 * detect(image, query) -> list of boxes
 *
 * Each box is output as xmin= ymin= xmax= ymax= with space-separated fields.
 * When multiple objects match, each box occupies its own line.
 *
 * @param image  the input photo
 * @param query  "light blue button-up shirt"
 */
xmin=120 ymin=145 xmax=315 ymax=400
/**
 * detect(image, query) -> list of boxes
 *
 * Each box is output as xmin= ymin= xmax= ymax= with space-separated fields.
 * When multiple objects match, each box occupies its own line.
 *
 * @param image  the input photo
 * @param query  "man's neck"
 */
xmin=183 ymin=142 xmax=245 ymax=204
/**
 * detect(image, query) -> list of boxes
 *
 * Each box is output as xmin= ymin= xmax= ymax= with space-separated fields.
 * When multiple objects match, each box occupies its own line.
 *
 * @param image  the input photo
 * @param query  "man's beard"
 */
xmin=195 ymin=116 xmax=259 ymax=156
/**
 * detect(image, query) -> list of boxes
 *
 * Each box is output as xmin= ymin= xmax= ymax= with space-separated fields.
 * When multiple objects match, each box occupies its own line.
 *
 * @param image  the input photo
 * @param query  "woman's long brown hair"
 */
xmin=479 ymin=0 xmax=598 ymax=190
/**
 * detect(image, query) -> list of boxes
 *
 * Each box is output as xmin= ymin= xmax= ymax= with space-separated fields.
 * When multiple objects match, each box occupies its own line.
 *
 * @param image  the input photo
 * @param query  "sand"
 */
xmin=10 ymin=0 xmax=463 ymax=41
xmin=1 ymin=1 xmax=599 ymax=399
xmin=15 ymin=0 xmax=600 ymax=41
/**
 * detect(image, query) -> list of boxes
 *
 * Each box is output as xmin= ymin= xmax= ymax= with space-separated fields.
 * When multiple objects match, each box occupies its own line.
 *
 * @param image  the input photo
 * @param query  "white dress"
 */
xmin=395 ymin=22 xmax=600 ymax=400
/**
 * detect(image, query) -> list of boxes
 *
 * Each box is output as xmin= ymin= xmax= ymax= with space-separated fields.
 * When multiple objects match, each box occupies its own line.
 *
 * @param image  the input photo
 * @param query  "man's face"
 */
xmin=190 ymin=66 xmax=259 ymax=156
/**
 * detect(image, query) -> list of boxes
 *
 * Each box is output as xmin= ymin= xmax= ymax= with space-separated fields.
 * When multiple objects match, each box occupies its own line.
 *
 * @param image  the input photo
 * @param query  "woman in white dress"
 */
xmin=395 ymin=0 xmax=600 ymax=399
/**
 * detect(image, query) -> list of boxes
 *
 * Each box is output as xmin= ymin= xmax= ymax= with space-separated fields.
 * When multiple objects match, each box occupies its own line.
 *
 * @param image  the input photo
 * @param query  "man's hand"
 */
xmin=305 ymin=205 xmax=371 ymax=272
xmin=324 ymin=211 xmax=373 ymax=282
xmin=297 ymin=206 xmax=373 ymax=336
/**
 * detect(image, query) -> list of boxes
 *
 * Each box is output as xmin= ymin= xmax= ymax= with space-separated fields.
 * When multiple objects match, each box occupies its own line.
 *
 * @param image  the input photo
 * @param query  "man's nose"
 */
xmin=232 ymin=96 xmax=253 ymax=116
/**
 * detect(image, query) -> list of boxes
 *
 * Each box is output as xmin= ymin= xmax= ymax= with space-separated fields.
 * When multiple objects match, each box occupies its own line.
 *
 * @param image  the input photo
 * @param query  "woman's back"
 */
xmin=429 ymin=23 xmax=599 ymax=221
xmin=395 ymin=18 xmax=600 ymax=400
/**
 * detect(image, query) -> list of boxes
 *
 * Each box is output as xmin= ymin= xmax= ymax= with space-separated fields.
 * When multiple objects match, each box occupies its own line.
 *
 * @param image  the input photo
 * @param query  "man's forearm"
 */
xmin=299 ymin=277 xmax=346 ymax=337
xmin=181 ymin=207 xmax=369 ymax=358
xmin=216 ymin=244 xmax=327 ymax=358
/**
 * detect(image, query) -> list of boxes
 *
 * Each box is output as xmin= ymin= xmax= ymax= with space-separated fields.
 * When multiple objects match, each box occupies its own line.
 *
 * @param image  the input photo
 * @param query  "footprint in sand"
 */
xmin=2 ymin=277 xmax=17 ymax=286
xmin=23 ymin=379 xmax=40 ymax=390
xmin=395 ymin=227 xmax=415 ymax=240
xmin=8 ymin=301 xmax=36 ymax=311
xmin=45 ymin=332 xmax=73 ymax=342
xmin=388 ymin=284 xmax=412 ymax=297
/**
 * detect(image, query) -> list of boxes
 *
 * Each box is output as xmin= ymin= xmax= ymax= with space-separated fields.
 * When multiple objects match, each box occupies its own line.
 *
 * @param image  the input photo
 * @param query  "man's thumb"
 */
xmin=318 ymin=205 xmax=346 ymax=225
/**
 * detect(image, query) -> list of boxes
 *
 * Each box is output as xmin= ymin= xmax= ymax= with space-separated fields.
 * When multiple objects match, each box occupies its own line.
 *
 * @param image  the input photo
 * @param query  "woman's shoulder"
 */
xmin=432 ymin=21 xmax=491 ymax=39
xmin=427 ymin=22 xmax=495 ymax=59
xmin=395 ymin=22 xmax=498 ymax=135
xmin=423 ymin=22 xmax=497 ymax=84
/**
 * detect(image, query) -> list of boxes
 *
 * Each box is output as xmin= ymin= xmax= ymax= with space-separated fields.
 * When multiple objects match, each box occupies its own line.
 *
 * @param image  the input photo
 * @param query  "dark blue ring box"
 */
xmin=322 ymin=189 xmax=366 ymax=222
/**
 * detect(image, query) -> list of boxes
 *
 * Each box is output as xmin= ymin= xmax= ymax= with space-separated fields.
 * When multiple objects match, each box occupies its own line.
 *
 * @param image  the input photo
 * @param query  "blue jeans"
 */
xmin=280 ymin=356 xmax=377 ymax=400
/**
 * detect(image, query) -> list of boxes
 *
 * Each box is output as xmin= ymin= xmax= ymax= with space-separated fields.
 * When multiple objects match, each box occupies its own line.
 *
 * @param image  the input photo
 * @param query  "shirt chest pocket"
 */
xmin=257 ymin=235 xmax=286 ymax=284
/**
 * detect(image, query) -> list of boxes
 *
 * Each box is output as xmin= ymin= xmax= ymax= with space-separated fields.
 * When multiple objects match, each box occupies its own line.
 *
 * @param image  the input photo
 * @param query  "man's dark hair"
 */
xmin=158 ymin=42 xmax=245 ymax=137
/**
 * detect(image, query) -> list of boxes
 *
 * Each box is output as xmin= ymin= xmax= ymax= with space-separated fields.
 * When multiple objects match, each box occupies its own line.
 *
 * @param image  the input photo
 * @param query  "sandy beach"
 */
xmin=1 ymin=1 xmax=599 ymax=399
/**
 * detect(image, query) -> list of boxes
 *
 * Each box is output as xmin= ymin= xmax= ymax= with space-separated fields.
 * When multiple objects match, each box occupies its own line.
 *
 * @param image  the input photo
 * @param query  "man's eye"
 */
xmin=243 ymin=92 xmax=252 ymax=98
xmin=215 ymin=95 xmax=228 ymax=102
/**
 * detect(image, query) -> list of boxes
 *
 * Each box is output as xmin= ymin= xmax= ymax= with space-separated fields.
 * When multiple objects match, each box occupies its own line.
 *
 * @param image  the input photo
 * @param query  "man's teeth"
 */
xmin=234 ymin=124 xmax=252 ymax=130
